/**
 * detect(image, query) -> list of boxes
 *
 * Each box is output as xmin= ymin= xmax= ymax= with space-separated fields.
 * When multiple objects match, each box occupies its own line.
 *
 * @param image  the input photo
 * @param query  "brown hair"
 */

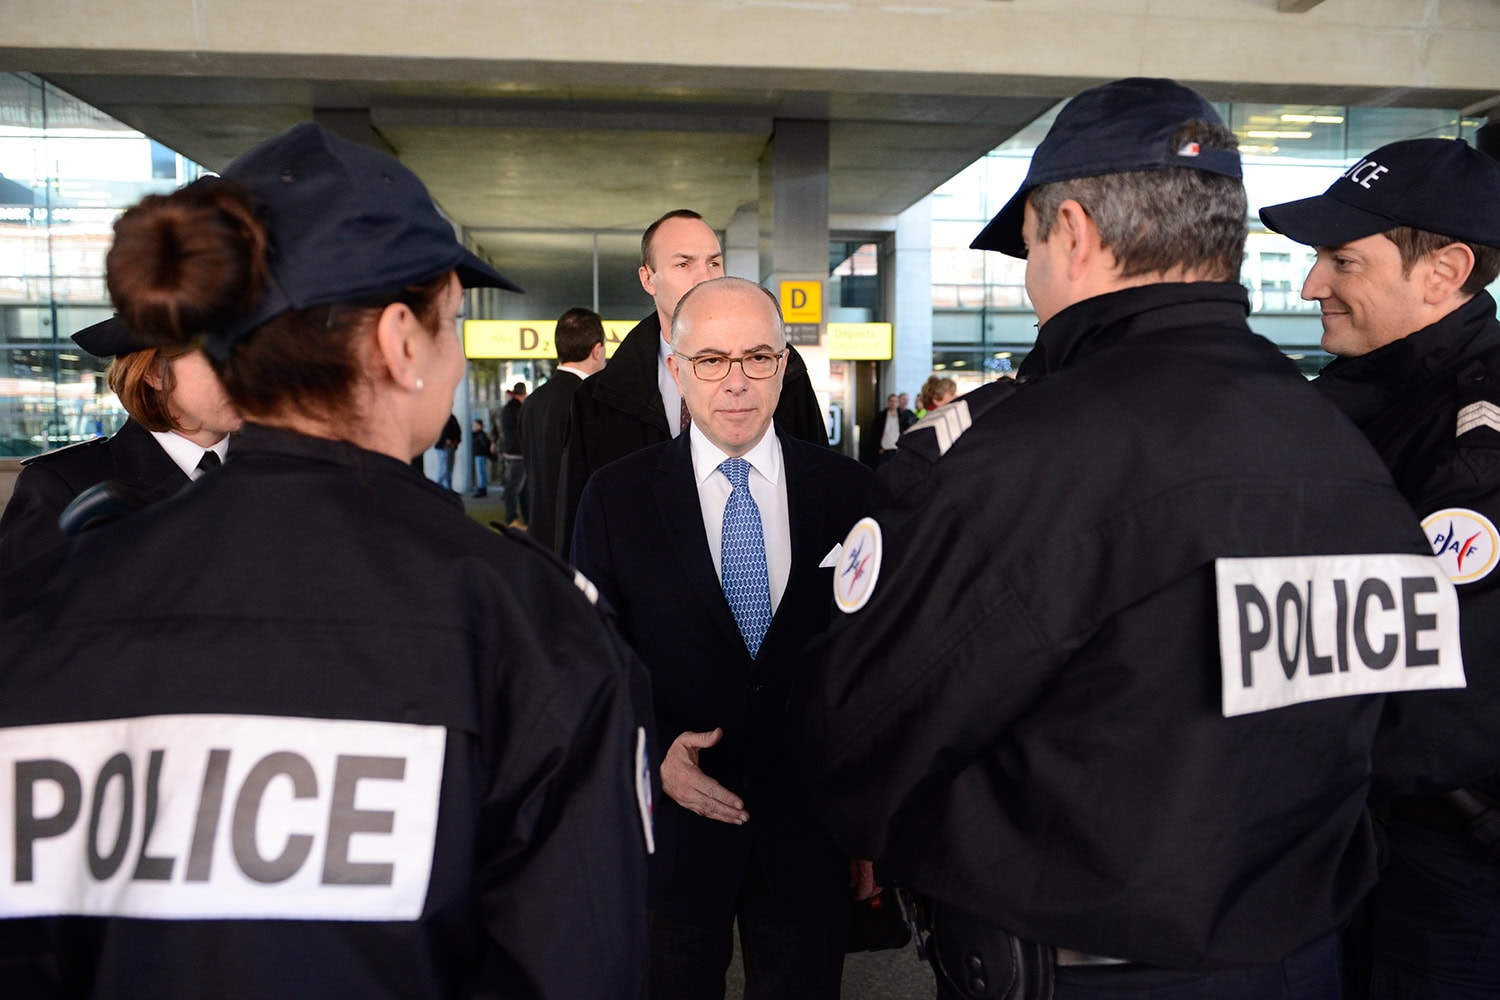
xmin=1383 ymin=227 xmax=1500 ymax=296
xmin=1028 ymin=120 xmax=1246 ymax=282
xmin=641 ymin=209 xmax=705 ymax=270
xmin=554 ymin=307 xmax=605 ymax=363
xmin=106 ymin=176 xmax=451 ymax=427
xmin=106 ymin=343 xmax=194 ymax=433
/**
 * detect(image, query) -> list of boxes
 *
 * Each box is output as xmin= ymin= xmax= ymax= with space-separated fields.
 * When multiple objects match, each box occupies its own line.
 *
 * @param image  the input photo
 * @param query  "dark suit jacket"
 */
xmin=571 ymin=428 xmax=871 ymax=923
xmin=518 ymin=369 xmax=583 ymax=555
xmin=557 ymin=312 xmax=829 ymax=558
xmin=0 ymin=418 xmax=190 ymax=571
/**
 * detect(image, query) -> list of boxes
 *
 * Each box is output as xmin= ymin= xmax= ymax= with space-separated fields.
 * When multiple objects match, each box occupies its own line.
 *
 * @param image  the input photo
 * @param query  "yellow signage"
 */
xmin=825 ymin=322 xmax=893 ymax=361
xmin=464 ymin=320 xmax=636 ymax=360
xmin=780 ymin=280 xmax=823 ymax=324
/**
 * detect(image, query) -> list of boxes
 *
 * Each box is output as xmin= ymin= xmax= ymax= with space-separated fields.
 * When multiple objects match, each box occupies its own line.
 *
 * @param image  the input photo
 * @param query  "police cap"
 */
xmin=1259 ymin=138 xmax=1500 ymax=250
xmin=204 ymin=121 xmax=522 ymax=360
xmin=971 ymin=77 xmax=1242 ymax=259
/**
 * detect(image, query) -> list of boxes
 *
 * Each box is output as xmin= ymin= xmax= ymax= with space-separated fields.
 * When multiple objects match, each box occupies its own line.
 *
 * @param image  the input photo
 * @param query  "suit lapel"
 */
xmin=757 ymin=433 xmax=828 ymax=663
xmin=652 ymin=434 xmax=748 ymax=657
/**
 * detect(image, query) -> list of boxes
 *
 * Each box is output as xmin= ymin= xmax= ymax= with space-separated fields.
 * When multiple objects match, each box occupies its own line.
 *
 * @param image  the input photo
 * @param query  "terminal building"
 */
xmin=4 ymin=0 xmax=1500 ymax=492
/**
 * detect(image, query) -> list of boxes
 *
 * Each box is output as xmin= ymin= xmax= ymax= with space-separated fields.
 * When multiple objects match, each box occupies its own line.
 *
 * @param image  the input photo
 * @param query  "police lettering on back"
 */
xmin=1 ymin=715 xmax=446 ymax=921
xmin=1215 ymin=554 xmax=1464 ymax=717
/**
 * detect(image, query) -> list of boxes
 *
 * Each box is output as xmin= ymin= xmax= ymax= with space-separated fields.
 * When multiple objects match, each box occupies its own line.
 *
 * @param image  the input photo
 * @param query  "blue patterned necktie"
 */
xmin=719 ymin=457 xmax=772 ymax=657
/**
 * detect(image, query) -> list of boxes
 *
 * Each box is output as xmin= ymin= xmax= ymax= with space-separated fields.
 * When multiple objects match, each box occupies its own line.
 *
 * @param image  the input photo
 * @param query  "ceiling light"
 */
xmin=1246 ymin=130 xmax=1313 ymax=139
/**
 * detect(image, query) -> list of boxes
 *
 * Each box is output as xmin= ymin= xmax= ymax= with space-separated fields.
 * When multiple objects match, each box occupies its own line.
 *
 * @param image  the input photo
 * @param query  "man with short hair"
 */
xmin=799 ymin=78 xmax=1462 ymax=1000
xmin=557 ymin=210 xmax=828 ymax=556
xmin=498 ymin=381 xmax=527 ymax=525
xmin=1261 ymin=138 xmax=1500 ymax=1000
xmin=572 ymin=276 xmax=871 ymax=1000
xmin=520 ymin=307 xmax=607 ymax=554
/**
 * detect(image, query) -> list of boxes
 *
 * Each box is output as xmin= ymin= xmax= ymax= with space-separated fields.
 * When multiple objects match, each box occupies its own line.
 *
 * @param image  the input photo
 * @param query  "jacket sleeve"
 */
xmin=0 ymin=463 xmax=76 ymax=572
xmin=475 ymin=559 xmax=652 ymax=999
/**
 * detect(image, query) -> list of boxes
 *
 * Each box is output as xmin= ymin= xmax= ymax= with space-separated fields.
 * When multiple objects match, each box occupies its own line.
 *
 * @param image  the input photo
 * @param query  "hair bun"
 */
xmin=106 ymin=177 xmax=269 ymax=348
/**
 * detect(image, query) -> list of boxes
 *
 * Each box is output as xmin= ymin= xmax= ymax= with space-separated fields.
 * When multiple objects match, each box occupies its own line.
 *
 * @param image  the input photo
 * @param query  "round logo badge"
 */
xmin=1422 ymin=507 xmax=1500 ymax=585
xmin=833 ymin=517 xmax=883 ymax=614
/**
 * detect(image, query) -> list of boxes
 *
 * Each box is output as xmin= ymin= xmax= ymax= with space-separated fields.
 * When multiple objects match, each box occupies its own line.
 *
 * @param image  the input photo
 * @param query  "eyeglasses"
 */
xmin=674 ymin=350 xmax=787 ymax=381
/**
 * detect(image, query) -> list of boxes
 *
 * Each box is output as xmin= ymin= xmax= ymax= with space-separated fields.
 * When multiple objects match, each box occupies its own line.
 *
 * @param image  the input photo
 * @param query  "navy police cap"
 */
xmin=205 ymin=122 xmax=522 ymax=360
xmin=971 ymin=77 xmax=1241 ymax=259
xmin=1259 ymin=138 xmax=1500 ymax=250
xmin=72 ymin=315 xmax=152 ymax=358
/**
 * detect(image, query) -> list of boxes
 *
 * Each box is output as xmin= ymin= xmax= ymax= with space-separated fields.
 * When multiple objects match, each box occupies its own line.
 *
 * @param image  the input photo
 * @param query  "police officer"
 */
xmin=1262 ymin=138 xmax=1500 ymax=1000
xmin=0 ymin=318 xmax=240 ymax=570
xmin=0 ymin=123 xmax=652 ymax=999
xmin=797 ymin=78 xmax=1464 ymax=1000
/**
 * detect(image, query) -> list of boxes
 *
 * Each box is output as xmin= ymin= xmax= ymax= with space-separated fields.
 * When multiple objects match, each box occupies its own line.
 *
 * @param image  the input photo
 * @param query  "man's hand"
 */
xmin=661 ymin=728 xmax=749 ymax=825
xmin=850 ymin=858 xmax=882 ymax=901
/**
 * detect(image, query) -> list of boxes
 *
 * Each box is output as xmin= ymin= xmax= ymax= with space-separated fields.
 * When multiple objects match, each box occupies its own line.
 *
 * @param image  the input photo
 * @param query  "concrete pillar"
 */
xmin=888 ymin=196 xmax=934 ymax=401
xmin=724 ymin=204 xmax=759 ymax=281
xmin=758 ymin=120 xmax=833 ymax=440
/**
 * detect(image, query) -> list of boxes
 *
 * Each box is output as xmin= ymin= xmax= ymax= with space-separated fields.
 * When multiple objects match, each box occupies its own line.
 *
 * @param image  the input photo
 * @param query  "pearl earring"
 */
xmin=415 ymin=378 xmax=425 ymax=392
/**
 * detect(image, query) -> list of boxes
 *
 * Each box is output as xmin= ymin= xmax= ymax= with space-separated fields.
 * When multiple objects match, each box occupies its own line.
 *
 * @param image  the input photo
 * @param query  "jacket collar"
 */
xmin=1020 ymin=282 xmax=1251 ymax=378
xmin=230 ymin=423 xmax=461 ymax=508
xmin=1316 ymin=291 xmax=1499 ymax=428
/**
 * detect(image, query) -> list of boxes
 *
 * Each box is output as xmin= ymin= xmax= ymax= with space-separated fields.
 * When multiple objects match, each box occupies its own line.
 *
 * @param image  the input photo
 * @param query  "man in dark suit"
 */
xmin=557 ymin=209 xmax=829 ymax=557
xmin=862 ymin=393 xmax=914 ymax=468
xmin=572 ymin=277 xmax=872 ymax=1000
xmin=519 ymin=307 xmax=606 ymax=554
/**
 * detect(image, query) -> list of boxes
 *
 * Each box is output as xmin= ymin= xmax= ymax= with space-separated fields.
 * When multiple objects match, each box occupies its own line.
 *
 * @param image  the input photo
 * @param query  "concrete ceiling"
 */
xmin=39 ymin=71 xmax=1059 ymax=316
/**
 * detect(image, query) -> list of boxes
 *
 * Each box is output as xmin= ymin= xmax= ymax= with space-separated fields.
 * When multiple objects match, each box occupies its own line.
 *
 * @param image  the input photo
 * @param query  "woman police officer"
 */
xmin=0 ymin=319 xmax=240 ymax=570
xmin=0 ymin=123 xmax=652 ymax=999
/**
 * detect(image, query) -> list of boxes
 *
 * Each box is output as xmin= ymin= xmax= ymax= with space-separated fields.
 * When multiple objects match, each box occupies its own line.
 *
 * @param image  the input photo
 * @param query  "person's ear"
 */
xmin=639 ymin=264 xmax=657 ymax=297
xmin=1423 ymin=242 xmax=1476 ymax=303
xmin=374 ymin=302 xmax=423 ymax=392
xmin=1053 ymin=199 xmax=1102 ymax=281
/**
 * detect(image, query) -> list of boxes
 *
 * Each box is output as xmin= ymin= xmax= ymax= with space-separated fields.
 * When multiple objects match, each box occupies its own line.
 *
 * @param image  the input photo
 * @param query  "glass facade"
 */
xmin=0 ymin=73 xmax=206 ymax=457
xmin=930 ymin=102 xmax=1492 ymax=387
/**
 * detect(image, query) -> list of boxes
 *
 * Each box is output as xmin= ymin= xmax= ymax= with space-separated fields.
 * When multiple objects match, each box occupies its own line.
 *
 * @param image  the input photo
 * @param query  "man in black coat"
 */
xmin=519 ymin=307 xmax=606 ymax=554
xmin=572 ymin=277 xmax=871 ymax=1000
xmin=1262 ymin=137 xmax=1500 ymax=1000
xmin=557 ymin=210 xmax=828 ymax=556
xmin=498 ymin=382 xmax=527 ymax=524
xmin=861 ymin=393 xmax=913 ymax=467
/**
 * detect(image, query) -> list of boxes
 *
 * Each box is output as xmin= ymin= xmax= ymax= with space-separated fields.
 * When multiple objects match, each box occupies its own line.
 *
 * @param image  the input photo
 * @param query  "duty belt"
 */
xmin=901 ymin=893 xmax=1129 ymax=1000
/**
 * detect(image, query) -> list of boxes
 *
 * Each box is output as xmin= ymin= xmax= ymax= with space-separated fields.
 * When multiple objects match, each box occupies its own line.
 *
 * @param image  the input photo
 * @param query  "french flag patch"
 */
xmin=1177 ymin=142 xmax=1201 ymax=157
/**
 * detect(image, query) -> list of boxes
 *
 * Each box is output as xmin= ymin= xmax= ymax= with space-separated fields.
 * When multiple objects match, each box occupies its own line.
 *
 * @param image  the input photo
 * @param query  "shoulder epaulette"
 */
xmin=19 ymin=435 xmax=109 ymax=467
xmin=897 ymin=379 xmax=1023 ymax=463
xmin=1456 ymin=355 xmax=1500 ymax=442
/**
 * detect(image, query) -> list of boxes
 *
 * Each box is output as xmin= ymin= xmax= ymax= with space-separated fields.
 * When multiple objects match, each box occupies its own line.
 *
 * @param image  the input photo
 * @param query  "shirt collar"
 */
xmin=149 ymin=428 xmax=229 ymax=478
xmin=555 ymin=363 xmax=594 ymax=380
xmin=688 ymin=422 xmax=782 ymax=487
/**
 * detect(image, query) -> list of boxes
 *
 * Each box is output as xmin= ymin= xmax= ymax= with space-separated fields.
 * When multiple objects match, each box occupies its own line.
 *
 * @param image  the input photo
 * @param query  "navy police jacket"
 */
xmin=1317 ymin=290 xmax=1500 ymax=796
xmin=0 ymin=424 xmax=652 ymax=1000
xmin=799 ymin=283 xmax=1457 ymax=970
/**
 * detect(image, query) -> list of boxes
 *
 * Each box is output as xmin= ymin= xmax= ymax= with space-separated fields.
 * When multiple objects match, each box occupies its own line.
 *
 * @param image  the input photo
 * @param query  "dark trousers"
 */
xmin=935 ymin=933 xmax=1339 ymax=1000
xmin=645 ymin=868 xmax=845 ymax=1000
xmin=502 ymin=455 xmax=527 ymax=522
xmin=1365 ymin=821 xmax=1500 ymax=999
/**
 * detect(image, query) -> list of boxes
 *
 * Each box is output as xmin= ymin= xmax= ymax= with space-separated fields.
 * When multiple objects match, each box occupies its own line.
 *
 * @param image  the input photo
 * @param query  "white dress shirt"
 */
xmin=658 ymin=334 xmax=686 ymax=439
xmin=554 ymin=363 xmax=593 ymax=381
xmin=688 ymin=423 xmax=791 ymax=613
xmin=150 ymin=430 xmax=230 ymax=481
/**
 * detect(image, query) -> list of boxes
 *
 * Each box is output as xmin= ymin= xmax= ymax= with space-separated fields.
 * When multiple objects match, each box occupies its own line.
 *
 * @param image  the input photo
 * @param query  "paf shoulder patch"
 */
xmin=1215 ymin=553 xmax=1464 ymax=717
xmin=834 ymin=517 xmax=883 ymax=614
xmin=1423 ymin=507 xmax=1500 ymax=585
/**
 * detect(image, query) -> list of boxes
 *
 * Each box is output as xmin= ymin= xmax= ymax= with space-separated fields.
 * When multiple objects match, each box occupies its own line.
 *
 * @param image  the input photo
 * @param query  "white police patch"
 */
xmin=0 ymin=714 xmax=446 ymax=920
xmin=1422 ymin=507 xmax=1499 ymax=585
xmin=634 ymin=727 xmax=655 ymax=855
xmin=834 ymin=517 xmax=883 ymax=614
xmin=1215 ymin=554 xmax=1464 ymax=718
